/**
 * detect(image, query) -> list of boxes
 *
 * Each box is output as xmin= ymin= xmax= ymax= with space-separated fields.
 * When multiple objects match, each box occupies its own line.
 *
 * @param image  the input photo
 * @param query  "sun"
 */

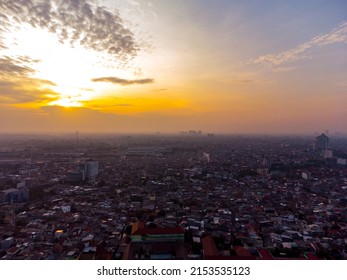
xmin=2 ymin=23 xmax=130 ymax=108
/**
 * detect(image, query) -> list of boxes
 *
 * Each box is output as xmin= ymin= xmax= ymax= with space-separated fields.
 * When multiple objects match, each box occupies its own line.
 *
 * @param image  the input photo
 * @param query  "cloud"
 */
xmin=0 ymin=0 xmax=147 ymax=106
xmin=0 ymin=78 xmax=59 ymax=105
xmin=250 ymin=21 xmax=347 ymax=66
xmin=128 ymin=0 xmax=141 ymax=8
xmin=0 ymin=57 xmax=36 ymax=76
xmin=0 ymin=53 xmax=57 ymax=105
xmin=0 ymin=0 xmax=140 ymax=63
xmin=37 ymin=79 xmax=57 ymax=86
xmin=92 ymin=76 xmax=154 ymax=85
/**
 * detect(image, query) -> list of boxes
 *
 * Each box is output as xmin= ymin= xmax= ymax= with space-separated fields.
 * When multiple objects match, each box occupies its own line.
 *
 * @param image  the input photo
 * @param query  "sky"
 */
xmin=0 ymin=0 xmax=346 ymax=134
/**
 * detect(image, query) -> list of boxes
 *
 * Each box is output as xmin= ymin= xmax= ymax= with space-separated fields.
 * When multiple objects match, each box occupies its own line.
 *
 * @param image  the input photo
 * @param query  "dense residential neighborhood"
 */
xmin=1 ymin=133 xmax=346 ymax=260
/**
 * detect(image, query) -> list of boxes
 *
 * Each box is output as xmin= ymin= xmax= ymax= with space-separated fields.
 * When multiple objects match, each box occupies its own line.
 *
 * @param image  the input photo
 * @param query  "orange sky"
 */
xmin=1 ymin=0 xmax=346 ymax=134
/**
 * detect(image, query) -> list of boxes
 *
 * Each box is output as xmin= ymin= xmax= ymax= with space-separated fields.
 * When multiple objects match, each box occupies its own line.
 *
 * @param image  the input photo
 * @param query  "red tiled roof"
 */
xmin=235 ymin=246 xmax=252 ymax=257
xmin=201 ymin=236 xmax=219 ymax=257
xmin=257 ymin=248 xmax=273 ymax=259
xmin=306 ymin=253 xmax=320 ymax=260
xmin=131 ymin=221 xmax=145 ymax=235
xmin=204 ymin=255 xmax=256 ymax=260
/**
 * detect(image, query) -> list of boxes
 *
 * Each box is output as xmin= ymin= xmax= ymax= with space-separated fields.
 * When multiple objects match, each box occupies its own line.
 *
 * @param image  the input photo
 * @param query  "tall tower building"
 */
xmin=86 ymin=160 xmax=99 ymax=178
xmin=315 ymin=133 xmax=329 ymax=151
xmin=78 ymin=160 xmax=99 ymax=179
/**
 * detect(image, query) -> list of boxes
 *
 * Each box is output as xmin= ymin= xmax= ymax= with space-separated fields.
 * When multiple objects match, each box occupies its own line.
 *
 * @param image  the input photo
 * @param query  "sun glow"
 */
xmin=1 ymin=23 xmax=132 ymax=108
xmin=0 ymin=3 xmax=193 ymax=119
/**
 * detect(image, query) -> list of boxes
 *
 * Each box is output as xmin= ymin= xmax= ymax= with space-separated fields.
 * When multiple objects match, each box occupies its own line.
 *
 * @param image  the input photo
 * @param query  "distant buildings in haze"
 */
xmin=66 ymin=159 xmax=99 ymax=183
xmin=314 ymin=133 xmax=329 ymax=151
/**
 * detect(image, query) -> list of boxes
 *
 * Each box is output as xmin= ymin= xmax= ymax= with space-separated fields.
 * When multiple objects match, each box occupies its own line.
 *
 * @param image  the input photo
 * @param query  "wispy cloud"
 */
xmin=0 ymin=57 xmax=35 ymax=76
xmin=250 ymin=21 xmax=347 ymax=66
xmin=154 ymin=88 xmax=169 ymax=92
xmin=37 ymin=80 xmax=57 ymax=86
xmin=92 ymin=76 xmax=154 ymax=85
xmin=0 ymin=53 xmax=57 ymax=105
xmin=0 ymin=0 xmax=140 ymax=63
xmin=0 ymin=79 xmax=59 ymax=105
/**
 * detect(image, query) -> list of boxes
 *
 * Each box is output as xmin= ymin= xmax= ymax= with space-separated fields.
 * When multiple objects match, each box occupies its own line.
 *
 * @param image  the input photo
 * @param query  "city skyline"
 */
xmin=1 ymin=133 xmax=347 ymax=260
xmin=1 ymin=0 xmax=347 ymax=134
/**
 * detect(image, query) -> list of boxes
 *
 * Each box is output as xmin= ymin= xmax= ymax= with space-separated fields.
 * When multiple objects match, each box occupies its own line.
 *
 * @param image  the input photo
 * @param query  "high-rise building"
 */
xmin=86 ymin=160 xmax=99 ymax=178
xmin=315 ymin=133 xmax=329 ymax=151
xmin=78 ymin=160 xmax=99 ymax=179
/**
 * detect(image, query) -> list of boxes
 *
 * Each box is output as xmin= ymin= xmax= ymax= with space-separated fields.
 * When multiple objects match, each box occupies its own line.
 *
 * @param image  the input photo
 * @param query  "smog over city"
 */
xmin=0 ymin=0 xmax=347 ymax=262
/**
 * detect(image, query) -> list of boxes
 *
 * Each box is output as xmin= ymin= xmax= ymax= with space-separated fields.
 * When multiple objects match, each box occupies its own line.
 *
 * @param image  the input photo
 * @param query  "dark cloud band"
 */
xmin=0 ymin=57 xmax=35 ymax=76
xmin=92 ymin=76 xmax=154 ymax=85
